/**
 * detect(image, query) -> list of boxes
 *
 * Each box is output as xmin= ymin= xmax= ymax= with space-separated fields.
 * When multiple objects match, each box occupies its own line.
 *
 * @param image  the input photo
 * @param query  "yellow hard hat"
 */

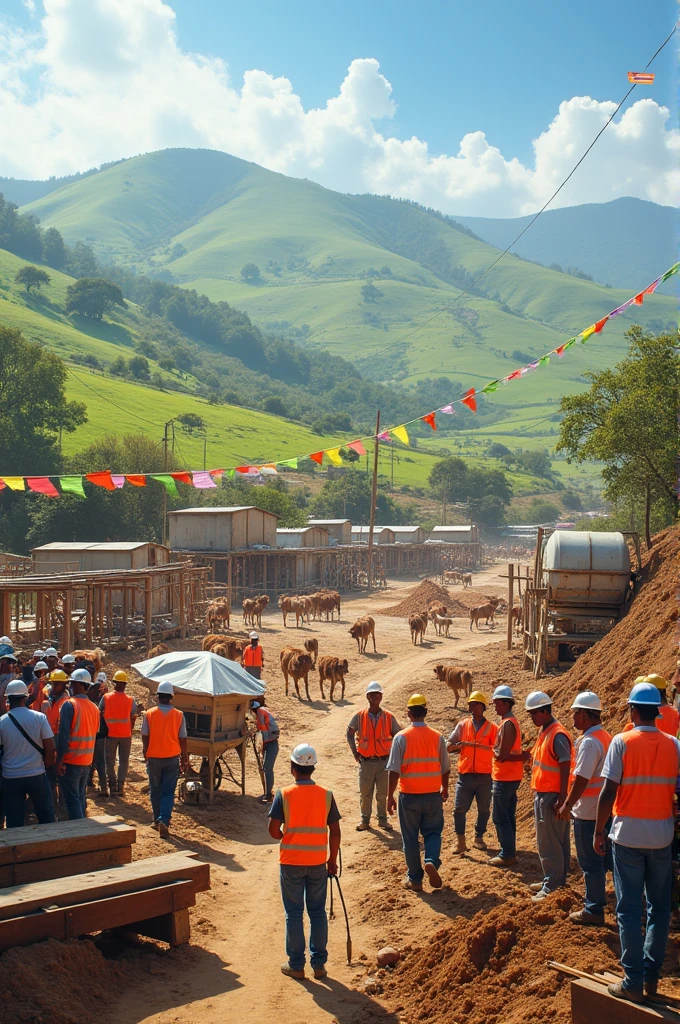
xmin=113 ymin=670 xmax=129 ymax=683
xmin=645 ymin=673 xmax=668 ymax=691
xmin=468 ymin=690 xmax=488 ymax=707
xmin=48 ymin=669 xmax=68 ymax=682
xmin=407 ymin=693 xmax=427 ymax=708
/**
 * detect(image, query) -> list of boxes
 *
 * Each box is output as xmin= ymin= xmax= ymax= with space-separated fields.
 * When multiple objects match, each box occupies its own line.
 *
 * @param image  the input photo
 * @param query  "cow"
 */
xmin=433 ymin=663 xmax=473 ymax=708
xmin=434 ymin=614 xmax=454 ymax=637
xmin=146 ymin=642 xmax=170 ymax=659
xmin=512 ymin=605 xmax=523 ymax=636
xmin=409 ymin=613 xmax=427 ymax=645
xmin=462 ymin=573 xmax=472 ymax=588
xmin=349 ymin=615 xmax=377 ymax=654
xmin=73 ymin=648 xmax=106 ymax=677
xmin=469 ymin=596 xmax=502 ymax=631
xmin=206 ymin=598 xmax=230 ymax=631
xmin=279 ymin=595 xmax=295 ymax=627
xmin=318 ymin=655 xmax=349 ymax=701
xmin=304 ymin=637 xmax=319 ymax=667
xmin=280 ymin=646 xmax=314 ymax=700
xmin=202 ymin=634 xmax=246 ymax=661
xmin=242 ymin=598 xmax=257 ymax=627
xmin=252 ymin=594 xmax=269 ymax=628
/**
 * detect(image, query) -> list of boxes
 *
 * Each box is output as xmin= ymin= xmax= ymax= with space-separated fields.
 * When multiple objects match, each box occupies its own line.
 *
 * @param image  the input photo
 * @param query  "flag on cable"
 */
xmin=627 ymin=72 xmax=655 ymax=83
xmin=461 ymin=389 xmax=477 ymax=412
xmin=347 ymin=440 xmax=367 ymax=456
xmin=27 ymin=477 xmax=59 ymax=497
xmin=391 ymin=425 xmax=409 ymax=445
xmin=421 ymin=412 xmax=436 ymax=431
xmin=325 ymin=448 xmax=343 ymax=466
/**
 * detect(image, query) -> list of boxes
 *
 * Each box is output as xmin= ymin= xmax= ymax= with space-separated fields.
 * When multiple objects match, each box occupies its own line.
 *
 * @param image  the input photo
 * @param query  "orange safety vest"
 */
xmin=30 ymin=684 xmax=48 ymax=713
xmin=256 ymin=707 xmax=278 ymax=742
xmin=659 ymin=705 xmax=680 ymax=737
xmin=243 ymin=644 xmax=263 ymax=668
xmin=102 ymin=691 xmax=134 ymax=738
xmin=398 ymin=725 xmax=443 ymax=794
xmin=145 ymin=706 xmax=183 ymax=758
xmin=458 ymin=717 xmax=497 ymax=775
xmin=569 ymin=726 xmax=612 ymax=799
xmin=613 ymin=728 xmax=678 ymax=820
xmin=492 ymin=715 xmax=524 ymax=782
xmin=63 ymin=696 xmax=100 ymax=766
xmin=356 ymin=709 xmax=393 ymax=758
xmin=280 ymin=783 xmax=331 ymax=866
xmin=42 ymin=693 xmax=69 ymax=736
xmin=531 ymin=720 xmax=572 ymax=793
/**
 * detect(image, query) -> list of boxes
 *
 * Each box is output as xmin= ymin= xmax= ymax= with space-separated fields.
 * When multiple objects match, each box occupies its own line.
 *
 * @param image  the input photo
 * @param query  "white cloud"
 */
xmin=0 ymin=0 xmax=677 ymax=216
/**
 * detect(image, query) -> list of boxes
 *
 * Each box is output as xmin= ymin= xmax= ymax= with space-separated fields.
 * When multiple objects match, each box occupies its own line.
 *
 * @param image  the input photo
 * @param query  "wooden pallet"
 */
xmin=0 ymin=815 xmax=136 ymax=886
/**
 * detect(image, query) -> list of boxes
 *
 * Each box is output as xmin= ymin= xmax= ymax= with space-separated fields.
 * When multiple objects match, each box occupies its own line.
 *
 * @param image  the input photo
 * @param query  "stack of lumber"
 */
xmin=549 ymin=962 xmax=680 ymax=1022
xmin=0 ymin=814 xmax=136 ymax=885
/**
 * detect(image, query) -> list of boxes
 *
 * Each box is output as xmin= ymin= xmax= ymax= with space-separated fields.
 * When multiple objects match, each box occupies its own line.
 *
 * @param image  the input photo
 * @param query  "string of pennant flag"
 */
xmin=1 ymin=262 xmax=677 ymax=499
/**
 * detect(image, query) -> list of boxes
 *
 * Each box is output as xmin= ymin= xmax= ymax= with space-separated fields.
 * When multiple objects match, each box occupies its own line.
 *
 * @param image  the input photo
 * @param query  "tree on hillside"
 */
xmin=240 ymin=263 xmax=261 ymax=284
xmin=308 ymin=469 xmax=405 ymax=524
xmin=42 ymin=227 xmax=67 ymax=270
xmin=14 ymin=265 xmax=51 ymax=293
xmin=262 ymin=396 xmax=288 ymax=417
xmin=65 ymin=278 xmax=125 ymax=320
xmin=428 ymin=457 xmax=512 ymax=526
xmin=557 ymin=327 xmax=678 ymax=549
xmin=177 ymin=412 xmax=205 ymax=433
xmin=521 ymin=499 xmax=562 ymax=524
xmin=128 ymin=355 xmax=150 ymax=380
xmin=361 ymin=283 xmax=382 ymax=304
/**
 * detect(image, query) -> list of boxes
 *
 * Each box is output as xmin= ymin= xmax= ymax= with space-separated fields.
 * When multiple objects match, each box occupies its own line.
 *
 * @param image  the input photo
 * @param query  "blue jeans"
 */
xmin=534 ymin=792 xmax=570 ymax=891
xmin=61 ymin=763 xmax=90 ymax=819
xmin=262 ymin=740 xmax=279 ymax=798
xmin=398 ymin=791 xmax=444 ymax=883
xmin=573 ymin=817 xmax=612 ymax=915
xmin=492 ymin=780 xmax=520 ymax=858
xmin=612 ymin=841 xmax=673 ymax=992
xmin=279 ymin=863 xmax=328 ymax=970
xmin=3 ymin=773 xmax=55 ymax=828
xmin=147 ymin=756 xmax=180 ymax=826
xmin=454 ymin=773 xmax=492 ymax=837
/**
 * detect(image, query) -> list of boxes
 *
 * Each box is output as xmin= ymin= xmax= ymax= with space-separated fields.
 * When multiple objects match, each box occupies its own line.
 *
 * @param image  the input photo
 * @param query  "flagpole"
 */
xmin=366 ymin=410 xmax=380 ymax=592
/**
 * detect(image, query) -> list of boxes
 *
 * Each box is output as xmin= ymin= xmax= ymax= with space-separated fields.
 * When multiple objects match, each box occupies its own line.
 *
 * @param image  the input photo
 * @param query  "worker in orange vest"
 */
xmin=55 ymin=668 xmax=101 ymax=819
xmin=100 ymin=670 xmax=137 ymax=797
xmin=525 ymin=690 xmax=572 ymax=901
xmin=646 ymin=674 xmax=679 ymax=736
xmin=142 ymin=681 xmax=188 ymax=838
xmin=448 ymin=690 xmax=498 ymax=854
xmin=386 ymin=694 xmax=451 ymax=892
xmin=346 ymin=681 xmax=401 ymax=832
xmin=595 ymin=681 xmax=680 ymax=1005
xmin=42 ymin=669 xmax=70 ymax=820
xmin=489 ymin=684 xmax=525 ymax=868
xmin=243 ymin=632 xmax=264 ymax=679
xmin=268 ymin=743 xmax=341 ymax=980
xmin=250 ymin=699 xmax=280 ymax=803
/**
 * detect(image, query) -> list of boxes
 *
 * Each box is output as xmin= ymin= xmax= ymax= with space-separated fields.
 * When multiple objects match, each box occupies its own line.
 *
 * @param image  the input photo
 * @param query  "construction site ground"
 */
xmin=4 ymin=528 xmax=680 ymax=1024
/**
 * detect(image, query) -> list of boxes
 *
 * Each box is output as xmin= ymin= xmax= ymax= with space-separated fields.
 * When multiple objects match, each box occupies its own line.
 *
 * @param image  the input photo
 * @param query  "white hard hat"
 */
xmin=249 ymin=632 xmax=259 ymax=640
xmin=44 ymin=647 xmax=58 ymax=657
xmin=366 ymin=681 xmax=383 ymax=694
xmin=62 ymin=654 xmax=76 ymax=664
xmin=157 ymin=681 xmax=174 ymax=695
xmin=32 ymin=650 xmax=45 ymax=659
xmin=97 ymin=672 xmax=107 ymax=683
xmin=0 ymin=636 xmax=11 ymax=644
xmin=492 ymin=685 xmax=514 ymax=701
xmin=570 ymin=691 xmax=602 ymax=712
xmin=291 ymin=743 xmax=318 ymax=766
xmin=34 ymin=661 xmax=48 ymax=672
xmin=525 ymin=690 xmax=552 ymax=711
xmin=5 ymin=681 xmax=29 ymax=697
xmin=71 ymin=668 xmax=92 ymax=684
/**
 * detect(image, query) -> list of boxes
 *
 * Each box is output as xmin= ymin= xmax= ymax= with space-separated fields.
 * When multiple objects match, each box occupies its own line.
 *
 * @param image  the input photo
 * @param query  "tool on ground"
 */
xmin=547 ymin=961 xmax=680 ymax=1010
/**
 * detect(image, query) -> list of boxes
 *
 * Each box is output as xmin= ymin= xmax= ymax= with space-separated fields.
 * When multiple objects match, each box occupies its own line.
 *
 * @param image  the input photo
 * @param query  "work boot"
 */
xmin=150 ymin=820 xmax=159 ymax=831
xmin=378 ymin=820 xmax=393 ymax=831
xmin=424 ymin=863 xmax=443 ymax=889
xmin=644 ymin=977 xmax=659 ymax=998
xmin=569 ymin=909 xmax=605 ymax=927
xmin=158 ymin=821 xmax=170 ymax=839
xmin=313 ymin=966 xmax=328 ymax=979
xmin=453 ymin=834 xmax=467 ymax=855
xmin=607 ymin=981 xmax=644 ymax=1004
xmin=488 ymin=855 xmax=518 ymax=867
xmin=355 ymin=820 xmax=370 ymax=831
xmin=99 ymin=786 xmax=109 ymax=798
xmin=117 ymin=785 xmax=125 ymax=798
xmin=403 ymin=877 xmax=423 ymax=892
xmin=473 ymin=836 xmax=487 ymax=851
xmin=280 ymin=964 xmax=305 ymax=980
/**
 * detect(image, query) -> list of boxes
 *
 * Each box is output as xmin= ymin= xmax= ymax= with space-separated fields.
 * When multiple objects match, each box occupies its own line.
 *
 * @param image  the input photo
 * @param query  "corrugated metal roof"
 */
xmin=307 ymin=519 xmax=350 ymax=525
xmin=431 ymin=525 xmax=473 ymax=532
xmin=352 ymin=526 xmax=392 ymax=533
xmin=276 ymin=527 xmax=315 ymax=534
xmin=385 ymin=526 xmax=422 ymax=533
xmin=32 ymin=542 xmax=154 ymax=552
xmin=167 ymin=506 xmax=279 ymax=517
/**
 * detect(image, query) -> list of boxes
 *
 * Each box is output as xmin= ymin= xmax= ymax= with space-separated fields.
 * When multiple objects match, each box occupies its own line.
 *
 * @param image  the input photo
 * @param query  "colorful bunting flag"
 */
xmin=421 ymin=412 xmax=436 ymax=431
xmin=539 ymin=355 xmax=550 ymax=365
xmin=555 ymin=345 xmax=566 ymax=358
xmin=461 ymin=389 xmax=477 ymax=413
xmin=171 ymin=472 xmax=192 ymax=485
xmin=661 ymin=263 xmax=679 ymax=282
xmin=580 ymin=325 xmax=597 ymax=341
xmin=260 ymin=466 xmax=278 ymax=476
xmin=27 ymin=477 xmax=59 ymax=497
xmin=125 ymin=475 xmax=147 ymax=487
xmin=225 ymin=469 xmax=235 ymax=479
xmin=86 ymin=471 xmax=115 ymax=491
xmin=377 ymin=431 xmax=391 ymax=442
xmin=151 ymin=474 xmax=179 ymax=497
xmin=347 ymin=440 xmax=367 ymax=456
xmin=192 ymin=471 xmax=216 ymax=489
xmin=593 ymin=316 xmax=608 ymax=333
xmin=481 ymin=382 xmax=499 ymax=394
xmin=628 ymin=72 xmax=655 ymax=83
xmin=438 ymin=404 xmax=455 ymax=414
xmin=608 ymin=298 xmax=634 ymax=319
xmin=279 ymin=458 xmax=298 ymax=469
xmin=1 ymin=477 xmax=25 ymax=491
xmin=309 ymin=452 xmax=324 ymax=465
xmin=59 ymin=476 xmax=86 ymax=498
xmin=391 ymin=425 xmax=409 ymax=445
xmin=110 ymin=475 xmax=126 ymax=489
xmin=563 ymin=338 xmax=577 ymax=350
xmin=506 ymin=369 xmax=523 ymax=380
xmin=209 ymin=469 xmax=224 ymax=479
xmin=325 ymin=448 xmax=343 ymax=466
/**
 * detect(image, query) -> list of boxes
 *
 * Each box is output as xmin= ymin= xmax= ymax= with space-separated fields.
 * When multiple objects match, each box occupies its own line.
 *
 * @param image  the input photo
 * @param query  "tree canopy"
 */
xmin=65 ymin=278 xmax=125 ymax=320
xmin=15 ymin=265 xmax=51 ymax=292
xmin=428 ymin=456 xmax=512 ymax=526
xmin=308 ymin=469 xmax=406 ymax=524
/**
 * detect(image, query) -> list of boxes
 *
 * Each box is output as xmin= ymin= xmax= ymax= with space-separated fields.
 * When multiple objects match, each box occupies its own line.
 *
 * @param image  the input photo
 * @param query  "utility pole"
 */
xmin=366 ymin=411 xmax=380 ymax=592
xmin=203 ymin=430 xmax=207 ymax=471
xmin=162 ymin=418 xmax=174 ymax=547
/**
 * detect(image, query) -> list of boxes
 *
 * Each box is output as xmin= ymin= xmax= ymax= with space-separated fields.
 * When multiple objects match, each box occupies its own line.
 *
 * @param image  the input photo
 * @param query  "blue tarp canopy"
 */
xmin=132 ymin=650 xmax=266 ymax=697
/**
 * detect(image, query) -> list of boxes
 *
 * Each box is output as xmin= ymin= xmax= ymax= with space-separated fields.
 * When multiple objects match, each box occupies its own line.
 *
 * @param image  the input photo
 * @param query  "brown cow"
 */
xmin=512 ymin=605 xmax=523 ymax=636
xmin=469 ymin=596 xmax=502 ymax=631
xmin=146 ymin=642 xmax=170 ymax=659
xmin=434 ymin=614 xmax=454 ymax=637
xmin=462 ymin=573 xmax=472 ymax=588
xmin=252 ymin=594 xmax=269 ymax=627
xmin=318 ymin=655 xmax=349 ymax=701
xmin=74 ymin=648 xmax=106 ymax=676
xmin=349 ymin=615 xmax=376 ymax=654
xmin=280 ymin=646 xmax=314 ymax=700
xmin=433 ymin=663 xmax=473 ymax=708
xmin=279 ymin=595 xmax=295 ymax=627
xmin=242 ymin=598 xmax=257 ymax=627
xmin=304 ymin=637 xmax=319 ymax=667
xmin=207 ymin=598 xmax=230 ymax=631
xmin=409 ymin=613 xmax=427 ymax=645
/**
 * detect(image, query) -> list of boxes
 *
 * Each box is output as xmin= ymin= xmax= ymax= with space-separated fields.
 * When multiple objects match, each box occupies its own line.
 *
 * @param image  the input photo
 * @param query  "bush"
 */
xmin=262 ymin=396 xmax=288 ymax=417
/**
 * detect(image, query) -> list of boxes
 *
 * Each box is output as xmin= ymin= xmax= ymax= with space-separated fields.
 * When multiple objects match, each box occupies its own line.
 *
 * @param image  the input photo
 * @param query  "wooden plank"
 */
xmin=0 ymin=852 xmax=210 ymax=920
xmin=0 ymin=844 xmax=131 ymax=887
xmin=571 ymin=980 xmax=680 ymax=1023
xmin=127 ymin=907 xmax=192 ymax=946
xmin=0 ymin=816 xmax=135 ymax=866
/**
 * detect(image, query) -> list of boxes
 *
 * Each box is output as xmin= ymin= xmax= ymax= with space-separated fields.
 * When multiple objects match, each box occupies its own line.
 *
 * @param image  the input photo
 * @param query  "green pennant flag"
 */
xmin=563 ymin=338 xmax=577 ymax=349
xmin=151 ymin=474 xmax=179 ymax=498
xmin=225 ymin=469 xmax=235 ymax=479
xmin=481 ymin=381 xmax=499 ymax=394
xmin=59 ymin=476 xmax=86 ymax=498
xmin=538 ymin=355 xmax=550 ymax=365
xmin=661 ymin=262 xmax=679 ymax=282
xmin=279 ymin=458 xmax=298 ymax=469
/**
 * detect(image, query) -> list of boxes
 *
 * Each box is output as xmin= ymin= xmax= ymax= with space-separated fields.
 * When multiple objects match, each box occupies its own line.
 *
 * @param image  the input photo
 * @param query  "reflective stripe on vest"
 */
xmin=280 ymin=783 xmax=331 ymax=865
xmin=42 ymin=694 xmax=69 ymax=736
xmin=145 ymin=706 xmax=183 ymax=758
xmin=531 ymin=721 xmax=572 ymax=793
xmin=613 ymin=729 xmax=678 ymax=820
xmin=356 ymin=709 xmax=393 ymax=758
xmin=63 ymin=696 xmax=100 ymax=766
xmin=458 ymin=717 xmax=496 ymax=775
xmin=398 ymin=725 xmax=443 ymax=794
xmin=243 ymin=645 xmax=263 ymax=667
xmin=569 ymin=726 xmax=612 ymax=799
xmin=492 ymin=715 xmax=524 ymax=782
xmin=103 ymin=691 xmax=134 ymax=738
xmin=659 ymin=705 xmax=680 ymax=737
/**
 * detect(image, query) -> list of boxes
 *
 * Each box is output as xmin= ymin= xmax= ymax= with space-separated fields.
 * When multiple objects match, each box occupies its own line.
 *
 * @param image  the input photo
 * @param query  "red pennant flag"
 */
xmin=347 ymin=440 xmax=367 ymax=456
xmin=171 ymin=472 xmax=192 ymax=485
xmin=309 ymin=452 xmax=324 ymax=465
xmin=461 ymin=388 xmax=477 ymax=413
xmin=421 ymin=412 xmax=437 ymax=431
xmin=86 ymin=471 xmax=116 ymax=491
xmin=594 ymin=316 xmax=608 ymax=333
xmin=125 ymin=475 xmax=147 ymax=487
xmin=555 ymin=345 xmax=566 ymax=358
xmin=209 ymin=469 xmax=224 ymax=479
xmin=26 ymin=477 xmax=59 ymax=497
xmin=506 ymin=369 xmax=523 ymax=380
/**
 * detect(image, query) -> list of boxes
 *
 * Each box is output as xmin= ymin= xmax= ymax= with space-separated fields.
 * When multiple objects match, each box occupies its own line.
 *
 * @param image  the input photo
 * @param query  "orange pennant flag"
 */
xmin=461 ymin=388 xmax=477 ymax=413
xmin=309 ymin=452 xmax=324 ymax=465
xmin=421 ymin=412 xmax=436 ymax=431
xmin=125 ymin=475 xmax=147 ymax=487
xmin=86 ymin=471 xmax=116 ymax=491
xmin=593 ymin=316 xmax=608 ymax=333
xmin=171 ymin=472 xmax=192 ymax=485
xmin=347 ymin=440 xmax=367 ymax=456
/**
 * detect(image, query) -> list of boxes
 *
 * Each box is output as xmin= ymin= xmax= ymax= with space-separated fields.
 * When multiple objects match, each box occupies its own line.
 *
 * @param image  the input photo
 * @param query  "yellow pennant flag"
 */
xmin=325 ymin=447 xmax=343 ymax=466
xmin=1 ymin=477 xmax=25 ymax=491
xmin=391 ymin=425 xmax=409 ymax=445
xmin=580 ymin=324 xmax=597 ymax=342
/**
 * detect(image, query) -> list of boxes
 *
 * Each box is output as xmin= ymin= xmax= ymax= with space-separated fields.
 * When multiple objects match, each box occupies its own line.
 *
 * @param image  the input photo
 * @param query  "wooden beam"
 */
xmin=506 ymin=563 xmax=514 ymax=651
xmin=0 ymin=845 xmax=131 ymax=887
xmin=145 ymin=575 xmax=152 ymax=652
xmin=0 ymin=815 xmax=135 ymax=866
xmin=571 ymin=979 xmax=680 ymax=1023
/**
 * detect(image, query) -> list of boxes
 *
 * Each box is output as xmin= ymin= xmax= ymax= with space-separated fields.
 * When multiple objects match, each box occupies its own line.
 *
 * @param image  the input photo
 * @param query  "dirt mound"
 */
xmin=378 ymin=579 xmax=468 ymax=618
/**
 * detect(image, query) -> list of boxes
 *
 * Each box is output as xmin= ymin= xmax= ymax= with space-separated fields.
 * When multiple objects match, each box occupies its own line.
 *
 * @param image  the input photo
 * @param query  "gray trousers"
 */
xmin=358 ymin=757 xmax=389 ymax=823
xmin=106 ymin=736 xmax=132 ymax=791
xmin=534 ymin=792 xmax=570 ymax=892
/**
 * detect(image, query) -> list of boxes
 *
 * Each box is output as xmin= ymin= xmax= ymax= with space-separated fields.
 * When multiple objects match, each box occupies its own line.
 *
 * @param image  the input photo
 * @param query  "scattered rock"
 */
xmin=377 ymin=946 xmax=401 ymax=967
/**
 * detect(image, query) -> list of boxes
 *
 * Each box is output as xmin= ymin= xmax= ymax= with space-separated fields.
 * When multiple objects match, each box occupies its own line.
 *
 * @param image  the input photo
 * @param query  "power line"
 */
xmin=65 ymin=365 xmax=164 ymax=429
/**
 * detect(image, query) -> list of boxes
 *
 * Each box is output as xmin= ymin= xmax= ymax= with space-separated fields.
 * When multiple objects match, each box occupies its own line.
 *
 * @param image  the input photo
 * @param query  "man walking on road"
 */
xmin=142 ymin=681 xmax=188 ymax=838
xmin=100 ymin=670 xmax=137 ymax=797
xmin=55 ymin=668 xmax=100 ymax=819
xmin=447 ymin=691 xmax=497 ymax=853
xmin=489 ymin=685 xmax=525 ymax=868
xmin=347 ymin=681 xmax=401 ymax=832
xmin=595 ymin=681 xmax=680 ymax=1005
xmin=387 ymin=694 xmax=450 ymax=892
xmin=243 ymin=632 xmax=264 ymax=679
xmin=268 ymin=744 xmax=341 ymax=981
xmin=0 ymin=680 xmax=55 ymax=827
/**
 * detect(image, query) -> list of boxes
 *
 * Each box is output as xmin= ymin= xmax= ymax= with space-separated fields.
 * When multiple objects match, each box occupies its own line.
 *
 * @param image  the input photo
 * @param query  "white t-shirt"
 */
xmin=0 ymin=707 xmax=53 ymax=779
xmin=571 ymin=726 xmax=608 ymax=820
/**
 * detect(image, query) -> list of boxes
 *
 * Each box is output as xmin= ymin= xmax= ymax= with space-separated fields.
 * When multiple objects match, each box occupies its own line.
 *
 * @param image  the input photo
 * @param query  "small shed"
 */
xmin=168 ymin=507 xmax=278 ymax=552
xmin=351 ymin=526 xmax=396 ymax=545
xmin=307 ymin=519 xmax=352 ymax=545
xmin=32 ymin=542 xmax=169 ymax=574
xmin=429 ymin=525 xmax=479 ymax=544
xmin=276 ymin=527 xmax=330 ymax=549
xmin=385 ymin=526 xmax=427 ymax=545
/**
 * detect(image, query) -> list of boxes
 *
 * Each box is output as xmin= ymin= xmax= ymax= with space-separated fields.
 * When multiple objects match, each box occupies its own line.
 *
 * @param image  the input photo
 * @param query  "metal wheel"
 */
xmin=187 ymin=754 xmax=223 ymax=791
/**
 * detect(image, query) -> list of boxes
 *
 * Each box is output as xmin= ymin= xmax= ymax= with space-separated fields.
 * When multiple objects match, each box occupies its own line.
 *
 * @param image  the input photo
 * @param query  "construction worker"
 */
xmin=142 ymin=681 xmax=188 ymax=838
xmin=347 ymin=681 xmax=401 ymax=832
xmin=89 ymin=672 xmax=109 ymax=795
xmin=386 ymin=694 xmax=450 ymax=892
xmin=55 ymin=668 xmax=100 ymax=819
xmin=267 ymin=743 xmax=341 ymax=980
xmin=42 ymin=669 xmax=70 ymax=820
xmin=646 ymin=674 xmax=679 ymax=736
xmin=556 ymin=692 xmax=612 ymax=926
xmin=448 ymin=690 xmax=498 ymax=853
xmin=251 ymin=699 xmax=279 ymax=803
xmin=100 ymin=670 xmax=137 ymax=797
xmin=61 ymin=653 xmax=76 ymax=678
xmin=43 ymin=647 xmax=60 ymax=673
xmin=29 ymin=662 xmax=50 ymax=710
xmin=243 ymin=632 xmax=264 ymax=679
xmin=489 ymin=684 xmax=525 ymax=868
xmin=0 ymin=680 xmax=55 ymax=827
xmin=525 ymin=690 xmax=572 ymax=901
xmin=595 ymin=680 xmax=680 ymax=1004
